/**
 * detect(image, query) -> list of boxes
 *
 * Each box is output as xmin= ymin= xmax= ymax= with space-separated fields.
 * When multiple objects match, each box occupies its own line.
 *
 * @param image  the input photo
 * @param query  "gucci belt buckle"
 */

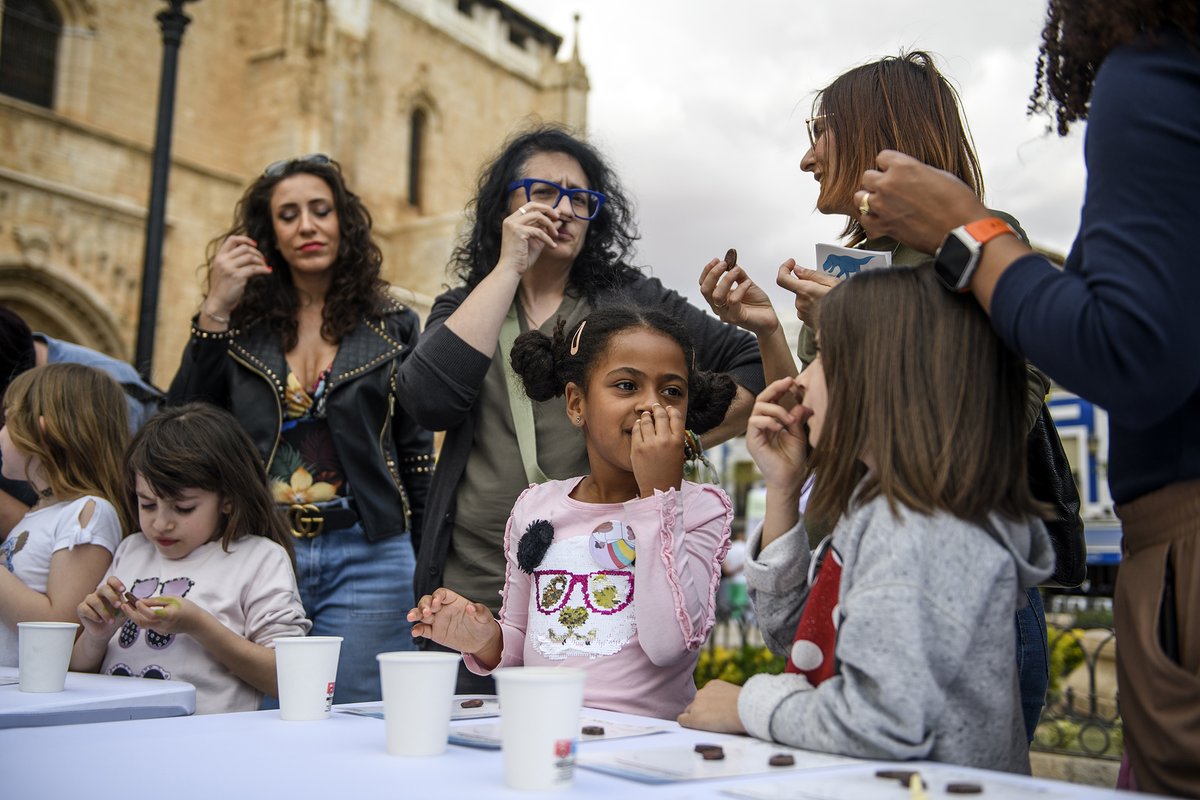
xmin=289 ymin=503 xmax=325 ymax=538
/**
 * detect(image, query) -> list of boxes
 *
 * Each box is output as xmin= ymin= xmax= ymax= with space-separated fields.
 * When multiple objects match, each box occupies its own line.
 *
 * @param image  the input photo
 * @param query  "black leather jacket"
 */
xmin=168 ymin=303 xmax=432 ymax=545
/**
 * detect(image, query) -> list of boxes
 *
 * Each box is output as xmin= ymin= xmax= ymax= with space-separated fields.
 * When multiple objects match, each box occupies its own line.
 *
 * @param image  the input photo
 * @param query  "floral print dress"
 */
xmin=270 ymin=366 xmax=348 ymax=506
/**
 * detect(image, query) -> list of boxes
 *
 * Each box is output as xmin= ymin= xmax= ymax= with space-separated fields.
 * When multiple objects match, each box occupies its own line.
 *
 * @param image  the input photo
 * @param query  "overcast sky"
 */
xmin=504 ymin=0 xmax=1087 ymax=311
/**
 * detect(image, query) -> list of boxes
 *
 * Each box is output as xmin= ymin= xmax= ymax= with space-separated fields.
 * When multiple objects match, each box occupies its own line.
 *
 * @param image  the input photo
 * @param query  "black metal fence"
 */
xmin=1034 ymin=595 xmax=1122 ymax=760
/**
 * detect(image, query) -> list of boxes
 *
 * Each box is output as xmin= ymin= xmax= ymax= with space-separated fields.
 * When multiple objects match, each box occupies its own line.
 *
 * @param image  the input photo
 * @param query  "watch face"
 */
xmin=935 ymin=234 xmax=974 ymax=289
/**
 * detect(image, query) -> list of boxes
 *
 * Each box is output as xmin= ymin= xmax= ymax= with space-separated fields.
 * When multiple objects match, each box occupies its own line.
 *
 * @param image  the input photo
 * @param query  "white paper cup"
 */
xmin=377 ymin=651 xmax=461 ymax=756
xmin=275 ymin=636 xmax=342 ymax=720
xmin=495 ymin=667 xmax=586 ymax=791
xmin=18 ymin=622 xmax=79 ymax=693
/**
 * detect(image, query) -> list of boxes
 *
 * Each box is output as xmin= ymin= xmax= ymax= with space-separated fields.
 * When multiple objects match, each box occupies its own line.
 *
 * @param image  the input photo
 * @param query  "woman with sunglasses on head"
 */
xmin=168 ymin=155 xmax=433 ymax=703
xmin=397 ymin=124 xmax=764 ymax=692
xmin=700 ymin=52 xmax=1077 ymax=746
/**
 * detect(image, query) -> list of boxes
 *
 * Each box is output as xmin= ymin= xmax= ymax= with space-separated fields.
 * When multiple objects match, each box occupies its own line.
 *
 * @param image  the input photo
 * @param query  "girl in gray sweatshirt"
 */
xmin=679 ymin=266 xmax=1054 ymax=773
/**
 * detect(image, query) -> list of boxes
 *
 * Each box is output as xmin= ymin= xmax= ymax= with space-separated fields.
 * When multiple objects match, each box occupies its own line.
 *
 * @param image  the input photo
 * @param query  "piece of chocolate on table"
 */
xmin=946 ymin=782 xmax=983 ymax=794
xmin=875 ymin=769 xmax=925 ymax=788
xmin=459 ymin=698 xmax=484 ymax=708
xmin=581 ymin=725 xmax=605 ymax=736
xmin=768 ymin=753 xmax=795 ymax=767
xmin=700 ymin=747 xmax=725 ymax=760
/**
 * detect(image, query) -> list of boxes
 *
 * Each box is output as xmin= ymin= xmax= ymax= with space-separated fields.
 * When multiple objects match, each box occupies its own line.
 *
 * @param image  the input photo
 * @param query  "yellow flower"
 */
xmin=284 ymin=373 xmax=314 ymax=418
xmin=272 ymin=466 xmax=336 ymax=504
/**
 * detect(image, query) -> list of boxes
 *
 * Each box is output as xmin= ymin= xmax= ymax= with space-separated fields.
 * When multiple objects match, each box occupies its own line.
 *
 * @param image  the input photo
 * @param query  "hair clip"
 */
xmin=570 ymin=320 xmax=586 ymax=355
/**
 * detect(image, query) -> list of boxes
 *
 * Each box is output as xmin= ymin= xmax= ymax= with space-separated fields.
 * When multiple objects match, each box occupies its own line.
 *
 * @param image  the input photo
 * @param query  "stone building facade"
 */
xmin=0 ymin=0 xmax=588 ymax=386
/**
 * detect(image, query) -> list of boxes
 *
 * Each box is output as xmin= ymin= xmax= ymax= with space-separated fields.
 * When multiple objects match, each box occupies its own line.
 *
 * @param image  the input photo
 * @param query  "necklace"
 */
xmin=31 ymin=485 xmax=55 ymax=509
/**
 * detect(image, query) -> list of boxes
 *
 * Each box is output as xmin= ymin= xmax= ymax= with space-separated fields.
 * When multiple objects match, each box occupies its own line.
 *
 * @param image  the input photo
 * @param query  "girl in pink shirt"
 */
xmin=409 ymin=306 xmax=736 ymax=718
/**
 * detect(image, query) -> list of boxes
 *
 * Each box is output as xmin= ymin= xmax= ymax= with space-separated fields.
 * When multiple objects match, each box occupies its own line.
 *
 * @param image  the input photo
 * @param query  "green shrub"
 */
xmin=1047 ymin=626 xmax=1086 ymax=693
xmin=695 ymin=644 xmax=786 ymax=688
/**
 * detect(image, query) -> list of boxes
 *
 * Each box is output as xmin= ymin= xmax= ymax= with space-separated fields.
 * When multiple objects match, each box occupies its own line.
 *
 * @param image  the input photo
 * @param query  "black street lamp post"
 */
xmin=135 ymin=0 xmax=198 ymax=381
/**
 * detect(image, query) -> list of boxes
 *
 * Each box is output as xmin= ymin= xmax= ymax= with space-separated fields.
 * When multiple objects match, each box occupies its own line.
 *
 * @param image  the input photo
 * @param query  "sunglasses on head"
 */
xmin=263 ymin=153 xmax=331 ymax=178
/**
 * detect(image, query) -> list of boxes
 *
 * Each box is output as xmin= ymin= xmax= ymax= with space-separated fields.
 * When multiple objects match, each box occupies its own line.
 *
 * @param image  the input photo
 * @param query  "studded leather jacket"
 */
xmin=168 ymin=302 xmax=433 ymax=545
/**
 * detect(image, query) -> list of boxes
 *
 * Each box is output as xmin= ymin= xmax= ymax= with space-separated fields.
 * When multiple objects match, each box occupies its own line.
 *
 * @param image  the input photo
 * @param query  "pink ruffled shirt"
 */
xmin=465 ymin=477 xmax=731 ymax=719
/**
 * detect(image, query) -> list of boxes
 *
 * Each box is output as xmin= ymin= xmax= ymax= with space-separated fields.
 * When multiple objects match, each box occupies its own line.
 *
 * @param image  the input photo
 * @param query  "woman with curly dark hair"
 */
xmin=398 ymin=125 xmax=764 ymax=692
xmin=860 ymin=3 xmax=1200 ymax=794
xmin=169 ymin=155 xmax=434 ymax=704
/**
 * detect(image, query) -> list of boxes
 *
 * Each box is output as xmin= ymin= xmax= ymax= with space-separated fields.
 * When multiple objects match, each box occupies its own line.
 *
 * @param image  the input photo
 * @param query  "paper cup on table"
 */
xmin=495 ymin=667 xmax=586 ymax=791
xmin=377 ymin=651 xmax=461 ymax=756
xmin=275 ymin=636 xmax=342 ymax=720
xmin=18 ymin=622 xmax=78 ymax=693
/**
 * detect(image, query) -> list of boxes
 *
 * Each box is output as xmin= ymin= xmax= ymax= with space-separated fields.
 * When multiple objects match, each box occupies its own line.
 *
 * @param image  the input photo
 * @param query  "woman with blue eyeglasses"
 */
xmin=168 ymin=155 xmax=433 ymax=703
xmin=398 ymin=124 xmax=764 ymax=693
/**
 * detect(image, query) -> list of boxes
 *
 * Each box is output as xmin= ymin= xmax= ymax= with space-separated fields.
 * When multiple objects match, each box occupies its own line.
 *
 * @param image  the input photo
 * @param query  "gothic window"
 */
xmin=408 ymin=108 xmax=427 ymax=209
xmin=0 ymin=0 xmax=62 ymax=108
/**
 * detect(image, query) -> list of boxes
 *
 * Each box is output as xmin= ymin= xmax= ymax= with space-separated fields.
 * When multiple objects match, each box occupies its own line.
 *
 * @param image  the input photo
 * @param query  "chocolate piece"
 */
xmin=724 ymin=248 xmax=738 ymax=269
xmin=124 ymin=591 xmax=139 ymax=605
xmin=946 ymin=783 xmax=983 ymax=794
xmin=693 ymin=743 xmax=722 ymax=753
xmin=459 ymin=698 xmax=484 ymax=708
xmin=768 ymin=753 xmax=795 ymax=767
xmin=700 ymin=747 xmax=725 ymax=760
xmin=874 ymin=769 xmax=925 ymax=788
xmin=581 ymin=725 xmax=605 ymax=736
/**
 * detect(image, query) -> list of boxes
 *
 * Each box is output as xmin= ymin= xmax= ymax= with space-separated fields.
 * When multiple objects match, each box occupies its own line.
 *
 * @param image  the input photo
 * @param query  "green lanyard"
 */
xmin=499 ymin=301 xmax=549 ymax=485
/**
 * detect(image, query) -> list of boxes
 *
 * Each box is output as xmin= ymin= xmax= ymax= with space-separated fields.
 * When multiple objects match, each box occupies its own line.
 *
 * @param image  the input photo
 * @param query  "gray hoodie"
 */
xmin=738 ymin=494 xmax=1054 ymax=773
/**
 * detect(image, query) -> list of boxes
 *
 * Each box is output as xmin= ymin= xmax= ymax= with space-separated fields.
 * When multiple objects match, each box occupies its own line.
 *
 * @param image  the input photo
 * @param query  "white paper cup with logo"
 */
xmin=495 ymin=666 xmax=586 ymax=791
xmin=376 ymin=651 xmax=461 ymax=756
xmin=275 ymin=636 xmax=342 ymax=720
xmin=18 ymin=622 xmax=79 ymax=693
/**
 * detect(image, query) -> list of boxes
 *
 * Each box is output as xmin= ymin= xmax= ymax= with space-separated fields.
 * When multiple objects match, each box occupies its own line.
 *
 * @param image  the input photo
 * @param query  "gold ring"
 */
xmin=858 ymin=192 xmax=871 ymax=217
xmin=519 ymin=206 xmax=527 ymax=215
xmin=712 ymin=301 xmax=727 ymax=310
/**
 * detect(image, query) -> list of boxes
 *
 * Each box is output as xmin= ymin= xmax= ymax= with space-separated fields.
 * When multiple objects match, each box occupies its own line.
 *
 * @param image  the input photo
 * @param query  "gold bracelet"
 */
xmin=201 ymin=302 xmax=230 ymax=325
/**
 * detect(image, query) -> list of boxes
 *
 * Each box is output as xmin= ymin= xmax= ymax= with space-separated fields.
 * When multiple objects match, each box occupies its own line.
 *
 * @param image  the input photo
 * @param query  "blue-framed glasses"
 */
xmin=507 ymin=179 xmax=606 ymax=220
xmin=263 ymin=153 xmax=331 ymax=178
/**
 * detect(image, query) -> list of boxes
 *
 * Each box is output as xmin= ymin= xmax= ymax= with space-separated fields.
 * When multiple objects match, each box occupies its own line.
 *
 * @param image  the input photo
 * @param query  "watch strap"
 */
xmin=963 ymin=217 xmax=1017 ymax=247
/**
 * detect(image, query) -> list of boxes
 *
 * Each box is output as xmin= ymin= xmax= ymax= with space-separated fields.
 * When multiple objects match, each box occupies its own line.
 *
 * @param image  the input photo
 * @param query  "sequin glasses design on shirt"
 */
xmin=118 ymin=576 xmax=195 ymax=649
xmin=534 ymin=569 xmax=634 ymax=617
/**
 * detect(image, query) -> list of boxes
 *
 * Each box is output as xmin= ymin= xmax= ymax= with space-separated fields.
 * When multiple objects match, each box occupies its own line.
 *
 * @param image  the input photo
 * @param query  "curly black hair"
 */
xmin=509 ymin=306 xmax=735 ymax=436
xmin=449 ymin=124 xmax=642 ymax=300
xmin=1030 ymin=0 xmax=1199 ymax=134
xmin=206 ymin=156 xmax=389 ymax=351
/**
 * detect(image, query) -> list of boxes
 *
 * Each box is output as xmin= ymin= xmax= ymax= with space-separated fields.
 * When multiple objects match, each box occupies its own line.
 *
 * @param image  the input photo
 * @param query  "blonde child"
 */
xmin=71 ymin=403 xmax=310 ymax=714
xmin=409 ymin=307 xmax=735 ymax=719
xmin=0 ymin=363 xmax=129 ymax=665
xmin=679 ymin=267 xmax=1054 ymax=773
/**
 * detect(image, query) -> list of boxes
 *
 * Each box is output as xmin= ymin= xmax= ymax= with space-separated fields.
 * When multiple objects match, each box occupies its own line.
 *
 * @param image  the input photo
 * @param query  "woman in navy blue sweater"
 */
xmin=860 ymin=3 xmax=1200 ymax=795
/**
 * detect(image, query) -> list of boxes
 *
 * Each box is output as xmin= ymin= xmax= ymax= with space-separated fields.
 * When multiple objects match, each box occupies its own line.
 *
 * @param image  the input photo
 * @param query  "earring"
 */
xmin=575 ymin=416 xmax=582 ymax=425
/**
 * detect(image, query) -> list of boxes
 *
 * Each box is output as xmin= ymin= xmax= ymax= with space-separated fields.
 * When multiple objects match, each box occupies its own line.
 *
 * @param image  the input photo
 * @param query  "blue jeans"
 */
xmin=1015 ymin=586 xmax=1049 ymax=742
xmin=292 ymin=524 xmax=417 ymax=704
